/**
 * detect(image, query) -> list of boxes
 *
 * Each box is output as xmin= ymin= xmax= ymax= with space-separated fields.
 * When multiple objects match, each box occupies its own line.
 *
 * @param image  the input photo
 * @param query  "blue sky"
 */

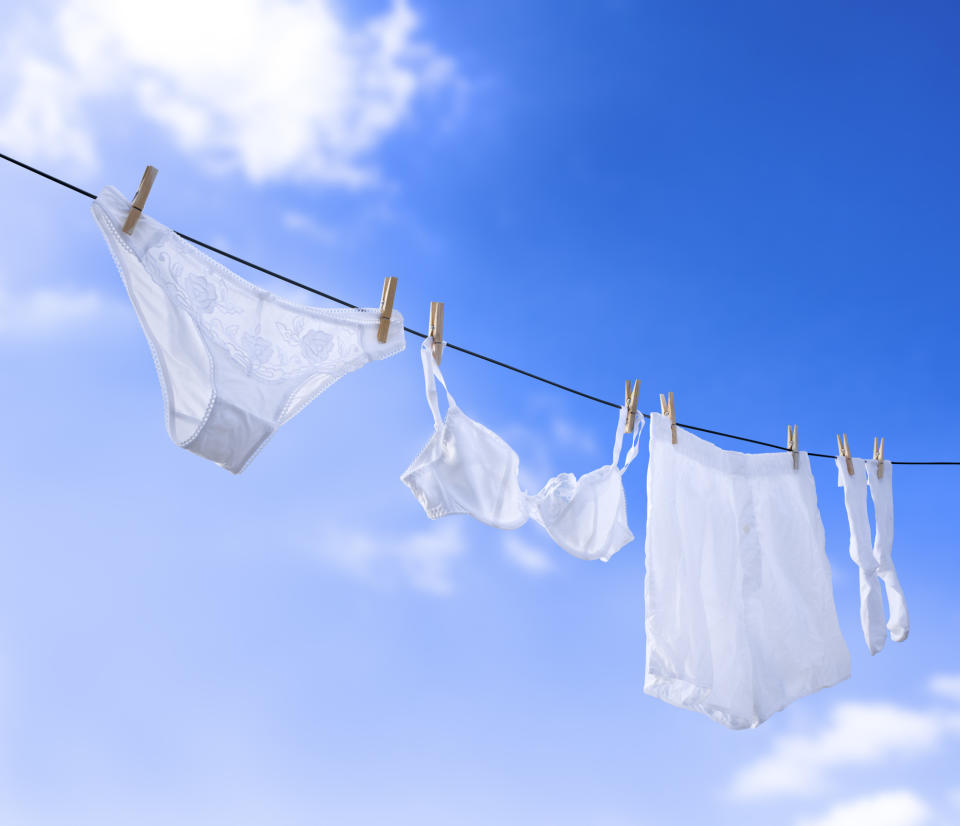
xmin=1 ymin=1 xmax=959 ymax=824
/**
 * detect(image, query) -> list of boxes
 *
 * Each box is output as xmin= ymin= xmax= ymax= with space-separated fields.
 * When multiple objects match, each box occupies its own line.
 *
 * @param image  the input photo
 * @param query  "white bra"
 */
xmin=401 ymin=339 xmax=642 ymax=561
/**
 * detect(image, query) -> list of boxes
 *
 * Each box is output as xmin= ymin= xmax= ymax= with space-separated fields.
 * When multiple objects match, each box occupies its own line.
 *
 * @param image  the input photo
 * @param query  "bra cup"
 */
xmin=444 ymin=407 xmax=528 ymax=528
xmin=404 ymin=405 xmax=528 ymax=528
xmin=401 ymin=430 xmax=460 ymax=520
xmin=532 ymin=465 xmax=633 ymax=561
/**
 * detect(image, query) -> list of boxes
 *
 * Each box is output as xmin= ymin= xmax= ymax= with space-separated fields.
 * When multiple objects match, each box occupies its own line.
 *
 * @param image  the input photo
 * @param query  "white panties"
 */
xmin=92 ymin=186 xmax=405 ymax=473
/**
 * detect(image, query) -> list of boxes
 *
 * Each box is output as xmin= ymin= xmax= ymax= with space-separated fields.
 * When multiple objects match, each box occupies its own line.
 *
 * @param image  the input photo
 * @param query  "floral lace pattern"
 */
xmin=142 ymin=233 xmax=366 ymax=383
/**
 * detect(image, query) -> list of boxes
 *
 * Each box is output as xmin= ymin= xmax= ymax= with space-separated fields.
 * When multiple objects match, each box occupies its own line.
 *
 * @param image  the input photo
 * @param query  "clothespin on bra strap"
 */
xmin=659 ymin=391 xmax=677 ymax=444
xmin=836 ymin=432 xmax=855 ymax=476
xmin=121 ymin=165 xmax=158 ymax=235
xmin=874 ymin=436 xmax=886 ymax=479
xmin=429 ymin=301 xmax=444 ymax=364
xmin=377 ymin=277 xmax=398 ymax=343
xmin=624 ymin=379 xmax=641 ymax=433
xmin=788 ymin=424 xmax=799 ymax=470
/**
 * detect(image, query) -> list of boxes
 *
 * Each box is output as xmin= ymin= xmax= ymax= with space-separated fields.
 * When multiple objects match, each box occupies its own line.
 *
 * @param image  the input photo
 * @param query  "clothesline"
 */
xmin=2 ymin=150 xmax=957 ymax=467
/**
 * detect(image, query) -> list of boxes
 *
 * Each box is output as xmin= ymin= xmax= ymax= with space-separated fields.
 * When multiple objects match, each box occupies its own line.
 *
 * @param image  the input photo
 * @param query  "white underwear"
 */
xmin=92 ymin=186 xmax=405 ymax=473
xmin=401 ymin=338 xmax=641 ymax=562
xmin=644 ymin=413 xmax=850 ymax=729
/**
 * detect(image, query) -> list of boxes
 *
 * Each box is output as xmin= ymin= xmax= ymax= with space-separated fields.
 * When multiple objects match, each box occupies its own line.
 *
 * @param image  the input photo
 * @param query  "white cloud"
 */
xmin=948 ymin=787 xmax=960 ymax=812
xmin=795 ymin=790 xmax=932 ymax=826
xmin=0 ymin=283 xmax=109 ymax=337
xmin=281 ymin=210 xmax=338 ymax=245
xmin=0 ymin=56 xmax=98 ymax=172
xmin=550 ymin=416 xmax=599 ymax=455
xmin=0 ymin=0 xmax=458 ymax=185
xmin=929 ymin=674 xmax=960 ymax=704
xmin=731 ymin=701 xmax=960 ymax=799
xmin=312 ymin=521 xmax=467 ymax=596
xmin=501 ymin=535 xmax=553 ymax=576
xmin=503 ymin=413 xmax=613 ymax=495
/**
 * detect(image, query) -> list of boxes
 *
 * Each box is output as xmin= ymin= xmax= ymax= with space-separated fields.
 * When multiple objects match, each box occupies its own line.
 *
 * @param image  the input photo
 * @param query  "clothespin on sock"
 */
xmin=836 ymin=433 xmax=855 ymax=476
xmin=122 ymin=165 xmax=158 ymax=235
xmin=659 ymin=391 xmax=677 ymax=444
xmin=429 ymin=301 xmax=444 ymax=364
xmin=624 ymin=379 xmax=641 ymax=433
xmin=874 ymin=436 xmax=886 ymax=479
xmin=377 ymin=277 xmax=398 ymax=343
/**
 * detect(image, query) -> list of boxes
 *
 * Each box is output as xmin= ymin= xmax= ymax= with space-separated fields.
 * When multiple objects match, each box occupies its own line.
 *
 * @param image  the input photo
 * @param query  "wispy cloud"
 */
xmin=502 ymin=413 xmax=613 ymax=494
xmin=929 ymin=673 xmax=960 ymax=704
xmin=311 ymin=520 xmax=467 ymax=596
xmin=549 ymin=415 xmax=599 ymax=455
xmin=949 ymin=787 xmax=960 ymax=813
xmin=501 ymin=535 xmax=554 ymax=576
xmin=281 ymin=210 xmax=338 ymax=245
xmin=730 ymin=701 xmax=960 ymax=799
xmin=795 ymin=790 xmax=933 ymax=826
xmin=0 ymin=0 xmax=459 ymax=185
xmin=0 ymin=283 xmax=111 ymax=337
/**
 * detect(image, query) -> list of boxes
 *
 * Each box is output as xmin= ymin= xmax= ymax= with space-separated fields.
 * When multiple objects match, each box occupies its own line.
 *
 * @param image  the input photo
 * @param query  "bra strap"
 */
xmin=612 ymin=404 xmax=644 ymax=473
xmin=421 ymin=337 xmax=455 ymax=428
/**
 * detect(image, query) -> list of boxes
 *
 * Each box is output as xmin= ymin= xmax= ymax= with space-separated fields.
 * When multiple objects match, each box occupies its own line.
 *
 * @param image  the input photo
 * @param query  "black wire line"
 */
xmin=0 ymin=151 xmax=98 ymax=199
xmin=2 ymin=150 xmax=957 ymax=466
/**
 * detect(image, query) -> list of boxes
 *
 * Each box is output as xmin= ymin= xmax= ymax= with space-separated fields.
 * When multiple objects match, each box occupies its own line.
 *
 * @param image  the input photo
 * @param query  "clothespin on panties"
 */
xmin=122 ymin=165 xmax=158 ymax=235
xmin=624 ymin=379 xmax=641 ymax=433
xmin=836 ymin=432 xmax=855 ymax=476
xmin=659 ymin=391 xmax=677 ymax=444
xmin=429 ymin=301 xmax=444 ymax=364
xmin=874 ymin=436 xmax=886 ymax=479
xmin=787 ymin=424 xmax=799 ymax=470
xmin=377 ymin=277 xmax=398 ymax=343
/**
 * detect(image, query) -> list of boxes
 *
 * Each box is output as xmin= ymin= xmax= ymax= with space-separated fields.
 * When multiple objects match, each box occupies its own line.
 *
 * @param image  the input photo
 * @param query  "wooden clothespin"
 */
xmin=377 ymin=277 xmax=398 ymax=343
xmin=836 ymin=432 xmax=855 ymax=476
xmin=429 ymin=301 xmax=444 ymax=364
xmin=874 ymin=436 xmax=886 ymax=479
xmin=624 ymin=379 xmax=641 ymax=433
xmin=659 ymin=391 xmax=677 ymax=444
xmin=787 ymin=424 xmax=799 ymax=470
xmin=121 ymin=165 xmax=158 ymax=235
